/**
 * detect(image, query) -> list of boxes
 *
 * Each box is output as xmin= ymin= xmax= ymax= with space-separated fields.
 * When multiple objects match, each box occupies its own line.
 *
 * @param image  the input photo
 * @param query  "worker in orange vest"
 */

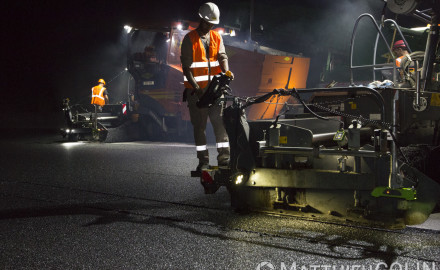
xmin=180 ymin=2 xmax=234 ymax=172
xmin=91 ymin=78 xmax=109 ymax=128
xmin=91 ymin=78 xmax=109 ymax=107
xmin=393 ymin=40 xmax=410 ymax=68
xmin=392 ymin=40 xmax=416 ymax=85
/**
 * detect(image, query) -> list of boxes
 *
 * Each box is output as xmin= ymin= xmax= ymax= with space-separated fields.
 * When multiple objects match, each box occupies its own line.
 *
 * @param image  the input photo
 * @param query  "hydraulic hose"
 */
xmin=292 ymin=87 xmax=329 ymax=121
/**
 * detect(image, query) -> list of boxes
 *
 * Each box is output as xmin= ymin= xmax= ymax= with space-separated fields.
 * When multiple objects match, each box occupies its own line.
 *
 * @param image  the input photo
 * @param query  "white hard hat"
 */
xmin=198 ymin=2 xmax=220 ymax=25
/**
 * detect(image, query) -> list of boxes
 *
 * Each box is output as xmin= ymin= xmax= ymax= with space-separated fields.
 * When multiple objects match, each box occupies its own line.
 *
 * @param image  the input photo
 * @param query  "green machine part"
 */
xmin=371 ymin=186 xmax=417 ymax=200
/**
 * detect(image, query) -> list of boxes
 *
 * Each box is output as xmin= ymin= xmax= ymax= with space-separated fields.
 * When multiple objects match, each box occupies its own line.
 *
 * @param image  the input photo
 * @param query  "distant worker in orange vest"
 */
xmin=393 ymin=40 xmax=410 ymax=68
xmin=91 ymin=78 xmax=109 ymax=128
xmin=393 ymin=40 xmax=413 ymax=83
xmin=180 ymin=2 xmax=234 ymax=172
xmin=91 ymin=78 xmax=109 ymax=108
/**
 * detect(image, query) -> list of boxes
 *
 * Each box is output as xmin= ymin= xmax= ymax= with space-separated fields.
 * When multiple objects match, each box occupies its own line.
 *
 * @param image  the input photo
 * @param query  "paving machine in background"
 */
xmin=61 ymin=98 xmax=130 ymax=142
xmin=196 ymin=0 xmax=440 ymax=229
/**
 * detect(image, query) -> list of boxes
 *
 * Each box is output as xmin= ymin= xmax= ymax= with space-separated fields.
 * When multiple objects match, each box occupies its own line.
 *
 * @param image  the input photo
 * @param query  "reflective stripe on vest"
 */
xmin=190 ymin=60 xmax=220 ymax=68
xmin=184 ymin=75 xmax=215 ymax=82
xmin=183 ymin=30 xmax=222 ymax=89
xmin=395 ymin=56 xmax=404 ymax=68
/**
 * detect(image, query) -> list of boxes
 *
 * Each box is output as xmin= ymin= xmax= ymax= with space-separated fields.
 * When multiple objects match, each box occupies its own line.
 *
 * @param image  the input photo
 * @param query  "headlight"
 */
xmin=235 ymin=174 xmax=244 ymax=185
xmin=233 ymin=172 xmax=249 ymax=185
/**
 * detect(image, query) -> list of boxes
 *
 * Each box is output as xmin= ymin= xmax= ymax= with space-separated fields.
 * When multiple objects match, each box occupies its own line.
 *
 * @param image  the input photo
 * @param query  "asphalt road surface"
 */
xmin=1 ymin=131 xmax=439 ymax=270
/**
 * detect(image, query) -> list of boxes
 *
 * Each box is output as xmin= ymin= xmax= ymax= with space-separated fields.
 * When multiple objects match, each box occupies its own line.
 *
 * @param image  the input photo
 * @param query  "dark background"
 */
xmin=2 ymin=0 xmax=202 ymax=116
xmin=1 ymin=0 xmax=427 ymax=127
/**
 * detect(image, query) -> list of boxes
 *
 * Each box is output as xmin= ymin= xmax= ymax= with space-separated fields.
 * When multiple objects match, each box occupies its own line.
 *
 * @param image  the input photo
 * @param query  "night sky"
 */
xmin=3 ymin=0 xmax=205 ymax=115
xmin=2 ymin=0 xmax=428 ymax=119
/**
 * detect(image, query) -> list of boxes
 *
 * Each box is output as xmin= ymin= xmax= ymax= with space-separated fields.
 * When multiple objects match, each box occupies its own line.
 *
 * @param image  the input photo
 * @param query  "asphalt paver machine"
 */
xmin=196 ymin=0 xmax=440 ymax=228
xmin=61 ymin=98 xmax=129 ymax=142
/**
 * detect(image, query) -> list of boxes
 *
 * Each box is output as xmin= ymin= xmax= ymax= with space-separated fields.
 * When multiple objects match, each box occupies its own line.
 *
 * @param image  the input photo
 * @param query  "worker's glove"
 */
xmin=226 ymin=70 xmax=234 ymax=80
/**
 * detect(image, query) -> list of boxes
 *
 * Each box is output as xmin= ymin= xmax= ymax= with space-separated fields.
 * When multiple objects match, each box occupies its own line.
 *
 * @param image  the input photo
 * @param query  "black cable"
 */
xmin=259 ymin=95 xmax=275 ymax=119
xmin=295 ymin=91 xmax=410 ymax=165
xmin=292 ymin=87 xmax=329 ymax=121
xmin=273 ymin=102 xmax=290 ymax=126
xmin=272 ymin=94 xmax=281 ymax=119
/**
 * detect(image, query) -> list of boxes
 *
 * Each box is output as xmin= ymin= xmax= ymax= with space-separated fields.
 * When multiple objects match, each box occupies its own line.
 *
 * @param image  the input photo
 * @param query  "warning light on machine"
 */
xmin=235 ymin=174 xmax=244 ymax=185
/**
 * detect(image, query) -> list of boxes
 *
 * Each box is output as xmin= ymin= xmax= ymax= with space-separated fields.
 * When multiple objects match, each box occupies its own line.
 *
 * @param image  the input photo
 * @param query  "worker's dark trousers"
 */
xmin=93 ymin=104 xmax=103 ymax=129
xmin=186 ymin=90 xmax=230 ymax=166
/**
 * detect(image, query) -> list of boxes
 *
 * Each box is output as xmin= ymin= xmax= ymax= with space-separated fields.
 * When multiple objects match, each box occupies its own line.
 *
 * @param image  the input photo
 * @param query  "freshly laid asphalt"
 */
xmin=0 ymin=131 xmax=439 ymax=269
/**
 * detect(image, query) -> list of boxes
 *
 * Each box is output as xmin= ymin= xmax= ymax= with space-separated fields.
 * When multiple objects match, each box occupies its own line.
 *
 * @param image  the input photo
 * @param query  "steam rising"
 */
xmin=55 ymin=29 xmax=130 ymax=106
xmin=55 ymin=0 xmax=389 ymax=105
xmin=224 ymin=0 xmax=387 ymax=84
xmin=256 ymin=1 xmax=384 ymax=52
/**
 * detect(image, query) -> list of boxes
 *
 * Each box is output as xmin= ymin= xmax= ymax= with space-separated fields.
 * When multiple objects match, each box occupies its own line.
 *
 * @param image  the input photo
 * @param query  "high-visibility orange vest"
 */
xmin=396 ymin=55 xmax=415 ymax=73
xmin=395 ymin=56 xmax=404 ymax=68
xmin=91 ymin=85 xmax=106 ymax=106
xmin=183 ymin=30 xmax=222 ymax=89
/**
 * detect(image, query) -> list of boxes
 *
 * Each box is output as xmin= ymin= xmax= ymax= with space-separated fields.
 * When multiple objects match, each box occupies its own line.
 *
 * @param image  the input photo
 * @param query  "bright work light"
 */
xmin=235 ymin=174 xmax=244 ymax=185
xmin=124 ymin=25 xmax=132 ymax=33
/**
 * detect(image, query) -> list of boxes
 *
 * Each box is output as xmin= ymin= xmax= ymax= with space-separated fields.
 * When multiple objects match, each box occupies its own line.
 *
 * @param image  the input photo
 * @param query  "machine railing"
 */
xmin=373 ymin=19 xmax=412 ymax=81
xmin=349 ymin=14 xmax=414 ymax=188
xmin=349 ymin=14 xmax=399 ymax=85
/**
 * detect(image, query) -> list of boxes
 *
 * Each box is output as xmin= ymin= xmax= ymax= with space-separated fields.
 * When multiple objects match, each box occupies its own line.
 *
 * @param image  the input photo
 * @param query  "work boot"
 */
xmin=217 ymin=147 xmax=230 ymax=167
xmin=191 ymin=161 xmax=209 ymax=178
xmin=196 ymin=162 xmax=209 ymax=172
xmin=218 ymin=159 xmax=229 ymax=167
xmin=196 ymin=149 xmax=209 ymax=172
